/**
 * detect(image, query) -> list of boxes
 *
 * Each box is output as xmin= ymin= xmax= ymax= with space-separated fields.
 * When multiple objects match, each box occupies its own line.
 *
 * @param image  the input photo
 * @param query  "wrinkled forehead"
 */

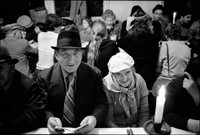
xmin=58 ymin=48 xmax=83 ymax=53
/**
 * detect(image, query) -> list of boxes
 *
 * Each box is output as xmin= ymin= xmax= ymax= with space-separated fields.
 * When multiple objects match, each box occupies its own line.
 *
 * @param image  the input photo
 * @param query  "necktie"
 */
xmin=63 ymin=74 xmax=75 ymax=124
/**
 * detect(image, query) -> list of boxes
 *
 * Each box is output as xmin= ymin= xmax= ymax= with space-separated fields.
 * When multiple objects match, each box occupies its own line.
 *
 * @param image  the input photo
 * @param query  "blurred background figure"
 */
xmin=79 ymin=16 xmax=93 ymax=47
xmin=188 ymin=22 xmax=200 ymax=60
xmin=69 ymin=0 xmax=87 ymax=28
xmin=34 ymin=22 xmax=47 ymax=35
xmin=152 ymin=4 xmax=168 ymax=40
xmin=0 ymin=17 xmax=5 ymax=40
xmin=175 ymin=6 xmax=192 ymax=40
xmin=103 ymin=52 xmax=149 ymax=127
xmin=102 ymin=9 xmax=122 ymax=41
xmin=120 ymin=5 xmax=142 ymax=39
xmin=1 ymin=23 xmax=38 ymax=78
xmin=32 ymin=13 xmax=62 ymax=81
xmin=83 ymin=19 xmax=119 ymax=77
xmin=17 ymin=15 xmax=37 ymax=42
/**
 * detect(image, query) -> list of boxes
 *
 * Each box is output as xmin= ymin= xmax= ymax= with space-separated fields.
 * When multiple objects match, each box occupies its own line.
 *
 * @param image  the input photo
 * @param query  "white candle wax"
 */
xmin=172 ymin=12 xmax=177 ymax=24
xmin=154 ymin=85 xmax=166 ymax=123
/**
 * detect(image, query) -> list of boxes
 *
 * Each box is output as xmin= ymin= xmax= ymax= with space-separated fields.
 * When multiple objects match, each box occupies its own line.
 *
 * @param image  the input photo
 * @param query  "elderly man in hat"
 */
xmin=1 ymin=23 xmax=38 ymax=78
xmin=37 ymin=29 xmax=108 ymax=134
xmin=0 ymin=46 xmax=47 ymax=134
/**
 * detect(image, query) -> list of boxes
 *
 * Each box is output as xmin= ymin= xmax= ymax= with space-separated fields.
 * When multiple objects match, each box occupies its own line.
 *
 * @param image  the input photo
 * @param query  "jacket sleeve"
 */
xmin=37 ymin=72 xmax=55 ymax=123
xmin=163 ymin=78 xmax=190 ymax=130
xmin=26 ymin=44 xmax=38 ymax=54
xmin=137 ymin=76 xmax=150 ymax=127
xmin=91 ymin=70 xmax=108 ymax=127
xmin=1 ymin=80 xmax=47 ymax=133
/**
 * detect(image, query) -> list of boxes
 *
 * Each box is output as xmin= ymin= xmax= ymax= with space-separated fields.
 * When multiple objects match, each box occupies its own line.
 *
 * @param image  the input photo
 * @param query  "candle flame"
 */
xmin=159 ymin=85 xmax=165 ymax=97
xmin=173 ymin=12 xmax=177 ymax=16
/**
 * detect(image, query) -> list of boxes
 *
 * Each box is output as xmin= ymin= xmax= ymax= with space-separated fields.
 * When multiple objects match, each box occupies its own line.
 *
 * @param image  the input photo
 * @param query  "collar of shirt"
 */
xmin=61 ymin=67 xmax=77 ymax=83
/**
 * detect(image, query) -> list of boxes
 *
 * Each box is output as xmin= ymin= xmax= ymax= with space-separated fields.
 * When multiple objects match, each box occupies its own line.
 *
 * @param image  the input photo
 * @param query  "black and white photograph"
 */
xmin=0 ymin=0 xmax=199 ymax=134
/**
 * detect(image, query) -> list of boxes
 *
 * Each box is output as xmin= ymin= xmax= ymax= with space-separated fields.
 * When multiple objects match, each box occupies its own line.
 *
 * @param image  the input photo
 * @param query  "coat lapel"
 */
xmin=49 ymin=64 xmax=66 ymax=91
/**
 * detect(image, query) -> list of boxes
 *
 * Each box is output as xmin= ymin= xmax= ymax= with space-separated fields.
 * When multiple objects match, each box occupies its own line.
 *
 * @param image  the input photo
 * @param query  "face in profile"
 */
xmin=34 ymin=26 xmax=40 ymax=34
xmin=113 ymin=68 xmax=135 ymax=88
xmin=56 ymin=48 xmax=83 ymax=73
xmin=182 ymin=15 xmax=192 ymax=24
xmin=82 ymin=19 xmax=90 ymax=29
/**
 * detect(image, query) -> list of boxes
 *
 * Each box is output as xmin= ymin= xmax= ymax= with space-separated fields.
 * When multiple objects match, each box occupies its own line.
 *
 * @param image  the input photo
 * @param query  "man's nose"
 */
xmin=121 ymin=75 xmax=127 ymax=82
xmin=68 ymin=55 xmax=75 ymax=63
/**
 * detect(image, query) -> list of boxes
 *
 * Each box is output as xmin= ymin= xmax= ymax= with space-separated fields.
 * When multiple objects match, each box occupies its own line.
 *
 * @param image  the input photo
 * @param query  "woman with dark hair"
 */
xmin=33 ymin=14 xmax=62 ymax=80
xmin=118 ymin=9 xmax=160 ymax=90
xmin=118 ymin=9 xmax=160 ymax=116
xmin=152 ymin=4 xmax=168 ymax=39
xmin=175 ymin=6 xmax=192 ymax=40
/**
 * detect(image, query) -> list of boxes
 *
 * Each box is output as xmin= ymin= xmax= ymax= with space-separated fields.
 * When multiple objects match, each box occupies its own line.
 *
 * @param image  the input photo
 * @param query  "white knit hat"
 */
xmin=108 ymin=52 xmax=135 ymax=73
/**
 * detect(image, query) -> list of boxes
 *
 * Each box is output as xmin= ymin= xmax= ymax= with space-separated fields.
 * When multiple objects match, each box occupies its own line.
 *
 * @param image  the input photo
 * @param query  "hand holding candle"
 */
xmin=172 ymin=12 xmax=177 ymax=24
xmin=154 ymin=85 xmax=166 ymax=124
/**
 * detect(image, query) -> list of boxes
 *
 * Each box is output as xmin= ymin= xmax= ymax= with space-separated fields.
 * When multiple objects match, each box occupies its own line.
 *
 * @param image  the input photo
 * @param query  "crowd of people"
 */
xmin=0 ymin=3 xmax=200 ymax=134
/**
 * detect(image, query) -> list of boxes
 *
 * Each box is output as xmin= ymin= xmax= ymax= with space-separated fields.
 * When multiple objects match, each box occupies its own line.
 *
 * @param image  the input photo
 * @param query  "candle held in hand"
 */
xmin=154 ymin=85 xmax=166 ymax=123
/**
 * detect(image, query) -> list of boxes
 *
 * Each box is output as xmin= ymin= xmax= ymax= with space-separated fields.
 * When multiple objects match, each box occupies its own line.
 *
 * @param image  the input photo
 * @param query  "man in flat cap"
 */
xmin=37 ymin=29 xmax=108 ymax=134
xmin=0 ymin=46 xmax=47 ymax=134
xmin=1 ymin=23 xmax=38 ymax=78
xmin=17 ymin=15 xmax=38 ymax=42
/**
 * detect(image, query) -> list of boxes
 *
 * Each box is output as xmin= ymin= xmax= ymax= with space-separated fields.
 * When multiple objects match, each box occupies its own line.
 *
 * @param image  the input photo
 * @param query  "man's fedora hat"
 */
xmin=0 ymin=46 xmax=19 ymax=64
xmin=51 ymin=30 xmax=86 ymax=50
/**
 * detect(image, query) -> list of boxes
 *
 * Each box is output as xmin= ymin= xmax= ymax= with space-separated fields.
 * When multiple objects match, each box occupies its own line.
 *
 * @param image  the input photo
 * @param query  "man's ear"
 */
xmin=10 ymin=63 xmax=15 ymax=74
xmin=54 ymin=50 xmax=60 ymax=61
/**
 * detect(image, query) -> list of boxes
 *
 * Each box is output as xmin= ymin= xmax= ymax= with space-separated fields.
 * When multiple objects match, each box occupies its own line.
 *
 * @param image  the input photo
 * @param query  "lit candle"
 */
xmin=154 ymin=85 xmax=166 ymax=123
xmin=172 ymin=12 xmax=177 ymax=24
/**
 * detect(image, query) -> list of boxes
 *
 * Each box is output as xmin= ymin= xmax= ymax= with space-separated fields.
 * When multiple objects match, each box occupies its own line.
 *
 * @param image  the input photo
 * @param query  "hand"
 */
xmin=28 ymin=40 xmax=34 ymax=45
xmin=47 ymin=117 xmax=62 ymax=134
xmin=76 ymin=115 xmax=97 ymax=134
xmin=187 ymin=119 xmax=200 ymax=132
xmin=183 ymin=72 xmax=200 ymax=105
xmin=110 ymin=34 xmax=117 ymax=41
xmin=183 ymin=72 xmax=198 ymax=95
xmin=126 ymin=16 xmax=135 ymax=31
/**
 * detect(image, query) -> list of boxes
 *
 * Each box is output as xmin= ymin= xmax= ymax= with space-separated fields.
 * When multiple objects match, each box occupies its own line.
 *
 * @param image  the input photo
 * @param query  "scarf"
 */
xmin=103 ymin=72 xmax=138 ymax=118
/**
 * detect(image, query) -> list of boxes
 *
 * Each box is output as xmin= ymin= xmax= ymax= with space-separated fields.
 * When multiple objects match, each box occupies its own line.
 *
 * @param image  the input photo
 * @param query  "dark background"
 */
xmin=0 ymin=0 xmax=199 ymax=24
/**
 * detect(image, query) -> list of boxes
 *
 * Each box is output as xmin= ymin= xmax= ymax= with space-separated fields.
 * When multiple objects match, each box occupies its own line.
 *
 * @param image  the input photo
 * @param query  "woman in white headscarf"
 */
xmin=103 ymin=52 xmax=150 ymax=127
